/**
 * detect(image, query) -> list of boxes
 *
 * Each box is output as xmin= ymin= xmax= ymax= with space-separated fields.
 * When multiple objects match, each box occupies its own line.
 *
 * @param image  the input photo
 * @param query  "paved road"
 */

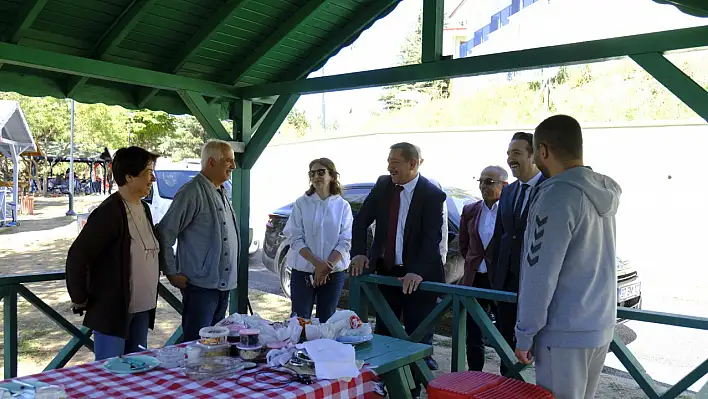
xmin=247 ymin=250 xmax=283 ymax=297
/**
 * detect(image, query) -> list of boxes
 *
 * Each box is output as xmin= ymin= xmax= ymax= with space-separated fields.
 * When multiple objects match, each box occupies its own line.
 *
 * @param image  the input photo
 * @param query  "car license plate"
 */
xmin=618 ymin=282 xmax=641 ymax=302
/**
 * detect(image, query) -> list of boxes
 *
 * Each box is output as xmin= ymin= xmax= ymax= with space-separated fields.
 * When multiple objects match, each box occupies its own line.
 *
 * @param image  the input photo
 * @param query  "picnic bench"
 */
xmin=356 ymin=334 xmax=433 ymax=399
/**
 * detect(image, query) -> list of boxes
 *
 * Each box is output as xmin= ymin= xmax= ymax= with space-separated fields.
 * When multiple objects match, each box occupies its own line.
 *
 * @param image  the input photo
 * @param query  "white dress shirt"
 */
xmin=515 ymin=171 xmax=543 ymax=213
xmin=283 ymin=193 xmax=353 ymax=273
xmin=477 ymin=201 xmax=498 ymax=273
xmin=395 ymin=174 xmax=420 ymax=265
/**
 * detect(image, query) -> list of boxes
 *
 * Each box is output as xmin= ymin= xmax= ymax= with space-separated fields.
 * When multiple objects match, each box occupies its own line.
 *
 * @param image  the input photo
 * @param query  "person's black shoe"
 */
xmin=425 ymin=356 xmax=439 ymax=371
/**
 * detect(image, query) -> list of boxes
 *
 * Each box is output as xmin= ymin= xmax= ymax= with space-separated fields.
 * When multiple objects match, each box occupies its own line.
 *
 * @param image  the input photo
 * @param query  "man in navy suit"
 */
xmin=488 ymin=132 xmax=545 ymax=376
xmin=350 ymin=142 xmax=446 ymax=384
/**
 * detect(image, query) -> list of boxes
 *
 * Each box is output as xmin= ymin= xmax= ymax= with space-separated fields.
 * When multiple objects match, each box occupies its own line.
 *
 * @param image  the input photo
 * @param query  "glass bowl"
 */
xmin=181 ymin=356 xmax=246 ymax=381
xmin=155 ymin=347 xmax=185 ymax=369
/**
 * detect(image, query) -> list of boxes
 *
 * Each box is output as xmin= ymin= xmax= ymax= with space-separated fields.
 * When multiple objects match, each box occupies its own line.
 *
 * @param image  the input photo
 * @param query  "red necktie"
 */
xmin=383 ymin=185 xmax=404 ymax=272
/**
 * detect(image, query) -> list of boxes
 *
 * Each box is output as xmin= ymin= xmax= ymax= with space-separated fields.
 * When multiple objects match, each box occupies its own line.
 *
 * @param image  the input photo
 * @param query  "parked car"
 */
xmin=145 ymin=158 xmax=258 ymax=254
xmin=261 ymin=181 xmax=643 ymax=318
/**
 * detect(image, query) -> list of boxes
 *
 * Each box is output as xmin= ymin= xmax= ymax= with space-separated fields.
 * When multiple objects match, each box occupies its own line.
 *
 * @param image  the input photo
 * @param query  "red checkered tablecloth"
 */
xmin=6 ymin=351 xmax=382 ymax=398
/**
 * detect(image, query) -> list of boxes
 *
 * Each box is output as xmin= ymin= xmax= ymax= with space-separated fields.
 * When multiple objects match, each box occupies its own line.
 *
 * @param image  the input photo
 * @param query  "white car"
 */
xmin=146 ymin=158 xmax=258 ymax=254
xmin=79 ymin=158 xmax=258 ymax=254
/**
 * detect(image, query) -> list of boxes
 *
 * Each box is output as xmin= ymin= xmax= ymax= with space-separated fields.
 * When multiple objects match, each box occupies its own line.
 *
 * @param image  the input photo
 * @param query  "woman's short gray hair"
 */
xmin=201 ymin=139 xmax=232 ymax=169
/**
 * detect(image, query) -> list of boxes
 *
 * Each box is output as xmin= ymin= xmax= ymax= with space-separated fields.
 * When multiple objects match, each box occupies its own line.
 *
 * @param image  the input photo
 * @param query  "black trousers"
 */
xmin=465 ymin=272 xmax=496 ymax=371
xmin=374 ymin=265 xmax=438 ymax=345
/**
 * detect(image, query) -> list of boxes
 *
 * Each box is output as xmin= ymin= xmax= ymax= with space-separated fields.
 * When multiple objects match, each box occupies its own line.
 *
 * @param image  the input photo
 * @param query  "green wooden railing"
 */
xmin=0 ymin=272 xmax=184 ymax=379
xmin=349 ymin=274 xmax=708 ymax=399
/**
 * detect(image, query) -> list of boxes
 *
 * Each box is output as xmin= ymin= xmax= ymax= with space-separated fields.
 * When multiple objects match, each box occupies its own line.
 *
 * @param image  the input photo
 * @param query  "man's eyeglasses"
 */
xmin=478 ymin=178 xmax=503 ymax=186
xmin=308 ymin=169 xmax=327 ymax=178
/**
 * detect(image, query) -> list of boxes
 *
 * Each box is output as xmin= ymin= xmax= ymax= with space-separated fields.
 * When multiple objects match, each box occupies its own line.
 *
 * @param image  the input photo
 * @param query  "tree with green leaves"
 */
xmin=379 ymin=12 xmax=450 ymax=111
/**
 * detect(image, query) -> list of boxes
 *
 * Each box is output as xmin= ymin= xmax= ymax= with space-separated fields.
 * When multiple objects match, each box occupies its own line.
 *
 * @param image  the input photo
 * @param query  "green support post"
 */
xmin=450 ymin=296 xmax=466 ymax=372
xmin=421 ymin=0 xmax=444 ymax=63
xmin=4 ymin=286 xmax=18 ymax=379
xmin=232 ymin=99 xmax=253 ymax=315
xmin=631 ymin=52 xmax=708 ymax=122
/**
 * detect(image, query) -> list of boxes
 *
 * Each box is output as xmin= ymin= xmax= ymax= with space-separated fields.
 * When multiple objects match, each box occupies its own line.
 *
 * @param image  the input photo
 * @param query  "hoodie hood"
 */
xmin=306 ymin=193 xmax=341 ymax=203
xmin=543 ymin=166 xmax=621 ymax=217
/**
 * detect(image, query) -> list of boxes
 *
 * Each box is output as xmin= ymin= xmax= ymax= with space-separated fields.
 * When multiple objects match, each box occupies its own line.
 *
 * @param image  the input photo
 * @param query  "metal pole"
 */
xmin=66 ymin=99 xmax=76 ymax=216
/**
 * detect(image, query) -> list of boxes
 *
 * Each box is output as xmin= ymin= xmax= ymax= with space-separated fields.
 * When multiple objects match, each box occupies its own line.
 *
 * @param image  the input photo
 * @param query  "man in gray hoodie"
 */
xmin=514 ymin=115 xmax=621 ymax=399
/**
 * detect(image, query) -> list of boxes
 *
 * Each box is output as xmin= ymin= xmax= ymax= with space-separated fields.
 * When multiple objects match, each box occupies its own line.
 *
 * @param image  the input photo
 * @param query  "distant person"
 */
xmin=157 ymin=139 xmax=240 ymax=342
xmin=349 ymin=142 xmax=446 ymax=394
xmin=66 ymin=146 xmax=159 ymax=360
xmin=283 ymin=158 xmax=353 ymax=322
xmin=515 ymin=115 xmax=621 ymax=399
xmin=458 ymin=166 xmax=507 ymax=371
xmin=488 ymin=131 xmax=544 ymax=376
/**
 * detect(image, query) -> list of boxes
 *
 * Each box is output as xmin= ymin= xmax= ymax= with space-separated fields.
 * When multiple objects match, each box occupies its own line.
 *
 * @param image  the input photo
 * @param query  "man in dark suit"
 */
xmin=488 ymin=132 xmax=545 ymax=376
xmin=350 ymin=142 xmax=446 ymax=376
xmin=458 ymin=166 xmax=508 ymax=371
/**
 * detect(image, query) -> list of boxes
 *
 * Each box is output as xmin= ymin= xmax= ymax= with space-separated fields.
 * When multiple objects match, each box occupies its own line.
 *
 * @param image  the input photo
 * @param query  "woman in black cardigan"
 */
xmin=66 ymin=146 xmax=160 ymax=360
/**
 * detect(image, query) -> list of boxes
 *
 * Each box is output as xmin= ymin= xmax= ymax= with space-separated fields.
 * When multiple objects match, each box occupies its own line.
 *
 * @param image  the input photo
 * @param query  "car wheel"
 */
xmin=279 ymin=252 xmax=292 ymax=299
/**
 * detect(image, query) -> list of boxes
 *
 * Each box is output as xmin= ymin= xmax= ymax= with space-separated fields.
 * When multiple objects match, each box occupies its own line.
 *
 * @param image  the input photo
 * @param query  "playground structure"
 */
xmin=0 ymin=0 xmax=707 ymax=397
xmin=0 ymin=100 xmax=35 ymax=226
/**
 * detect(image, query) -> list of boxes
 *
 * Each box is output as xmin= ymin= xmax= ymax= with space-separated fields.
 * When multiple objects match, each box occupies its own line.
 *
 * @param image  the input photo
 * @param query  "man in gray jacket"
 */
xmin=157 ymin=139 xmax=239 ymax=341
xmin=515 ymin=115 xmax=621 ymax=399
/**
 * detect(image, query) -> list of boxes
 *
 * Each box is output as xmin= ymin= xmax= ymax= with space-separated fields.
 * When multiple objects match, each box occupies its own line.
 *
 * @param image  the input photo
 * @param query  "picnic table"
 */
xmin=0 ymin=335 xmax=432 ymax=399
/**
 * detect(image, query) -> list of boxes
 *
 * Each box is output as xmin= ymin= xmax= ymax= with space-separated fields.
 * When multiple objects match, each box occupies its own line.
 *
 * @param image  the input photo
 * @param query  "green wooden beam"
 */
xmin=631 ymin=52 xmax=708 ymax=122
xmin=239 ymin=24 xmax=708 ymax=98
xmin=178 ymin=90 xmax=232 ymax=141
xmin=409 ymin=294 xmax=451 ymax=343
xmin=0 ymin=42 xmax=243 ymax=99
xmin=240 ymin=94 xmax=299 ymax=169
xmin=165 ymin=327 xmax=184 ymax=346
xmin=223 ymin=0 xmax=330 ymax=85
xmin=6 ymin=0 xmax=49 ymax=43
xmin=659 ymin=358 xmax=708 ymax=399
xmin=158 ymin=282 xmax=183 ymax=315
xmin=361 ymin=283 xmax=409 ymax=339
xmin=616 ymin=307 xmax=708 ymax=330
xmin=252 ymin=103 xmax=271 ymax=133
xmin=281 ymin=0 xmax=402 ymax=82
xmin=3 ymin=286 xmax=18 ymax=379
xmin=610 ymin=336 xmax=660 ymax=399
xmin=137 ymin=0 xmax=250 ymax=108
xmin=16 ymin=285 xmax=94 ymax=351
xmin=421 ymin=0 xmax=444 ymax=63
xmin=45 ymin=327 xmax=93 ymax=371
xmin=66 ymin=0 xmax=158 ymax=98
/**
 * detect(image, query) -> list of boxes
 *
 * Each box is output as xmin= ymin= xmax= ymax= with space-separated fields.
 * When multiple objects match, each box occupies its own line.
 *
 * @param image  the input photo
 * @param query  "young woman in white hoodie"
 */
xmin=283 ymin=158 xmax=353 ymax=322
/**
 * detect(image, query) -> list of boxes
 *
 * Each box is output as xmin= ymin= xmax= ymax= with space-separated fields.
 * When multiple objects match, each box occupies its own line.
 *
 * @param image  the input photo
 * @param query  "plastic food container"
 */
xmin=239 ymin=328 xmax=260 ymax=347
xmin=182 ymin=356 xmax=246 ymax=381
xmin=236 ymin=343 xmax=264 ymax=361
xmin=199 ymin=326 xmax=229 ymax=346
xmin=187 ymin=342 xmax=229 ymax=361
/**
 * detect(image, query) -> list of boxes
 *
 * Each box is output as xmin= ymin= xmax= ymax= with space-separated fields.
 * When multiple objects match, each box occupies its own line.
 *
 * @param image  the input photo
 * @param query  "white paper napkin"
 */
xmin=299 ymin=339 xmax=360 ymax=380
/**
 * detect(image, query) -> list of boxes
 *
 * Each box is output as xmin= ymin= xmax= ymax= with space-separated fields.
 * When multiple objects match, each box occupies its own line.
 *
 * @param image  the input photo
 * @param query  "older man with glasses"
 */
xmin=458 ymin=165 xmax=508 ymax=371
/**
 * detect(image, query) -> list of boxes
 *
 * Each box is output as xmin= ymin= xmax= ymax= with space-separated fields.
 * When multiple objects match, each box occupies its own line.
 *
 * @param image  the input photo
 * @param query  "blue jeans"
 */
xmin=290 ymin=269 xmax=345 ymax=323
xmin=94 ymin=310 xmax=151 ymax=361
xmin=181 ymin=284 xmax=229 ymax=342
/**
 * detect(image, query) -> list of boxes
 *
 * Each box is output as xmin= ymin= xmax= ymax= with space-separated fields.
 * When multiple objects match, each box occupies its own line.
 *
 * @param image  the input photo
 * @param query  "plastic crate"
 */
xmin=427 ymin=371 xmax=554 ymax=399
